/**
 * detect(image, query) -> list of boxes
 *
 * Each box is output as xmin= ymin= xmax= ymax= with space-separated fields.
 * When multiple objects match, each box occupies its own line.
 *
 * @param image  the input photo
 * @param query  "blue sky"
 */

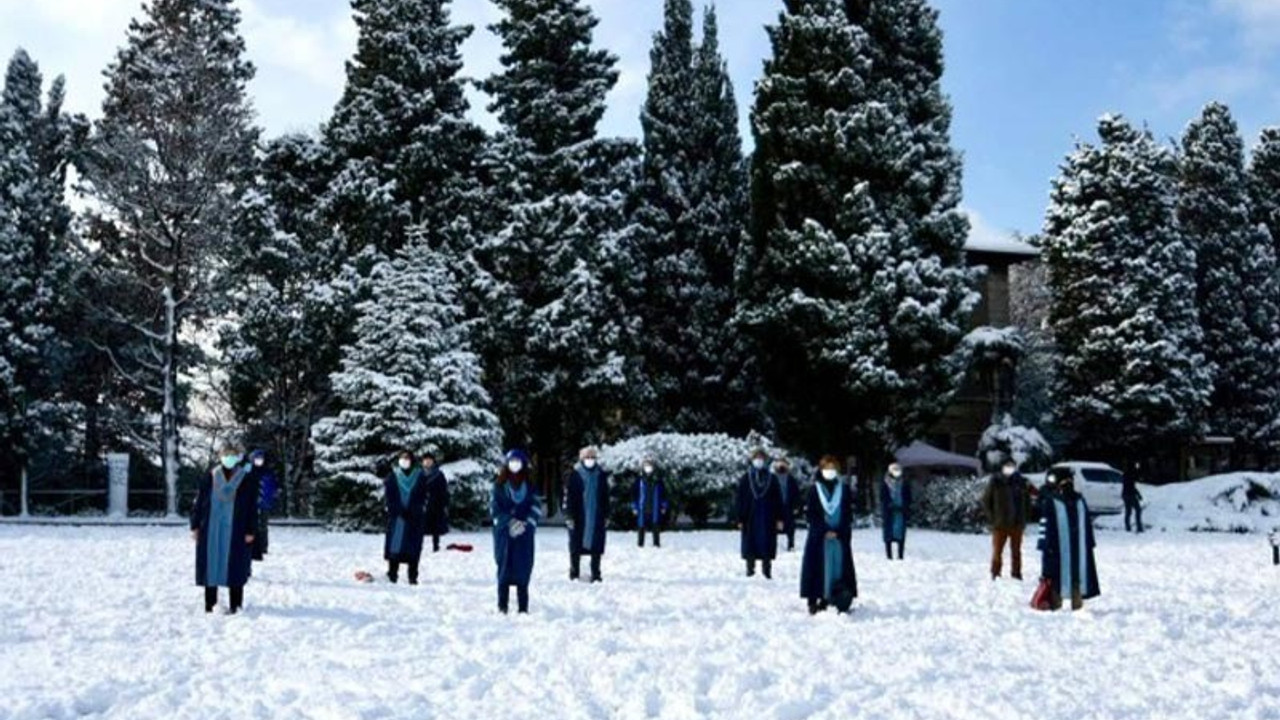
xmin=2 ymin=0 xmax=1279 ymax=242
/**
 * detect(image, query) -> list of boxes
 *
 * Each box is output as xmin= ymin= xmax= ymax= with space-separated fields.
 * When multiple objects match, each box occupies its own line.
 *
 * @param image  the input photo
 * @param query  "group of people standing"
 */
xmin=982 ymin=459 xmax=1100 ymax=611
xmin=191 ymin=440 xmax=1101 ymax=617
xmin=190 ymin=444 xmax=278 ymax=613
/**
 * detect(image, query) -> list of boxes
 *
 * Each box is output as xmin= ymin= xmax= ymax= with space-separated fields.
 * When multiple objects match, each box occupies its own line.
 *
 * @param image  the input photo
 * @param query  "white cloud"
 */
xmin=1214 ymin=0 xmax=1280 ymax=54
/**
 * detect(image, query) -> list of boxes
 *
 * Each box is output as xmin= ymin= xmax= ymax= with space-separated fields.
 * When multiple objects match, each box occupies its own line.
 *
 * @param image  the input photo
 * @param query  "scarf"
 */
xmin=817 ymin=480 xmax=844 ymax=599
xmin=748 ymin=467 xmax=771 ymax=499
xmin=206 ymin=465 xmax=248 ymax=587
xmin=389 ymin=467 xmax=422 ymax=555
xmin=507 ymin=479 xmax=528 ymax=505
xmin=579 ymin=465 xmax=602 ymax=551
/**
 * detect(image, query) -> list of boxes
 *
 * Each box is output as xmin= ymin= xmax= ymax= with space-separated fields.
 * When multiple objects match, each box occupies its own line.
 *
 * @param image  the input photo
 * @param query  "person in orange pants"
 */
xmin=981 ymin=459 xmax=1033 ymax=580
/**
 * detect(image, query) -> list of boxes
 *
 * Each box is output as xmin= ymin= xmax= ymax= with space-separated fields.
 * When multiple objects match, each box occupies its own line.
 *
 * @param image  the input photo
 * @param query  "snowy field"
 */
xmin=1 ymin=525 xmax=1277 ymax=720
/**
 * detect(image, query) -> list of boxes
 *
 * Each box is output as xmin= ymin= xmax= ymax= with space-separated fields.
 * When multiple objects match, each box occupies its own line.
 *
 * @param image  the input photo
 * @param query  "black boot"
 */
xmin=432 ymin=535 xmax=441 ymax=553
xmin=498 ymin=583 xmax=510 ymax=614
xmin=387 ymin=561 xmax=399 ymax=584
xmin=569 ymin=554 xmax=581 ymax=581
xmin=408 ymin=561 xmax=420 ymax=586
xmin=517 ymin=584 xmax=530 ymax=614
xmin=763 ymin=561 xmax=773 ymax=580
xmin=746 ymin=559 xmax=756 ymax=577
xmin=204 ymin=587 xmax=218 ymax=613
xmin=653 ymin=531 xmax=661 ymax=548
xmin=229 ymin=586 xmax=244 ymax=614
xmin=808 ymin=599 xmax=821 ymax=615
xmin=638 ymin=530 xmax=645 ymax=548
xmin=885 ymin=543 xmax=893 ymax=560
xmin=897 ymin=541 xmax=905 ymax=560
xmin=589 ymin=554 xmax=602 ymax=583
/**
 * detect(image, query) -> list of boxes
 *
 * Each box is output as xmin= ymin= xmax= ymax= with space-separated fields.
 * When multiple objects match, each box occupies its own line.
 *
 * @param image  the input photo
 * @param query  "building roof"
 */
xmin=964 ymin=234 xmax=1040 ymax=257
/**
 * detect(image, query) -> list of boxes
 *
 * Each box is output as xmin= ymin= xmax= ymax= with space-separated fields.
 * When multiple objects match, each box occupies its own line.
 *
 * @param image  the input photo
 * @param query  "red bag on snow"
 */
xmin=1030 ymin=577 xmax=1052 ymax=611
xmin=446 ymin=543 xmax=474 ymax=552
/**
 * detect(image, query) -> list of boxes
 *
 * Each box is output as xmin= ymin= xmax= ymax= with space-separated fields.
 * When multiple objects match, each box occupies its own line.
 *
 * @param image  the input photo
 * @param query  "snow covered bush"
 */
xmin=912 ymin=475 xmax=988 ymax=533
xmin=599 ymin=432 xmax=790 ymax=527
xmin=978 ymin=414 xmax=1052 ymax=472
xmin=1095 ymin=472 xmax=1280 ymax=534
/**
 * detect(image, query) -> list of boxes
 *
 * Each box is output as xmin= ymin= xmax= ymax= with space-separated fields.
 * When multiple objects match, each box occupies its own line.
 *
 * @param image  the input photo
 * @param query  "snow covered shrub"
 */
xmin=439 ymin=459 xmax=495 ymax=531
xmin=599 ymin=433 xmax=788 ymax=527
xmin=978 ymin=414 xmax=1053 ymax=472
xmin=913 ymin=475 xmax=988 ymax=533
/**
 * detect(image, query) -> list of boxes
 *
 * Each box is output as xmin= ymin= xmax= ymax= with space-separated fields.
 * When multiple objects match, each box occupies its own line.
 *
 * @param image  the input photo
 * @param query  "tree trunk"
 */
xmin=19 ymin=460 xmax=29 ymax=518
xmin=162 ymin=286 xmax=180 ymax=518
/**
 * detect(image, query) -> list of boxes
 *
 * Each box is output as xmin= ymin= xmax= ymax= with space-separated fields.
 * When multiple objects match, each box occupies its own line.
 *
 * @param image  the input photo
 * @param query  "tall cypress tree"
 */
xmin=1178 ymin=103 xmax=1280 ymax=456
xmin=631 ymin=2 xmax=756 ymax=435
xmin=321 ymin=0 xmax=483 ymax=260
xmin=474 ymin=0 xmax=643 ymax=458
xmin=81 ymin=0 xmax=259 ymax=515
xmin=740 ymin=0 xmax=977 ymax=462
xmin=1249 ymin=127 xmax=1280 ymax=266
xmin=1041 ymin=115 xmax=1210 ymax=459
xmin=0 ymin=50 xmax=85 ymax=514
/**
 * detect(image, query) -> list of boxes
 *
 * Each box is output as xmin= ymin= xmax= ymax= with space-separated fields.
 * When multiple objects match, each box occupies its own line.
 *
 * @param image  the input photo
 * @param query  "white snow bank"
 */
xmin=1 ymin=526 xmax=1277 ymax=719
xmin=1096 ymin=472 xmax=1280 ymax=534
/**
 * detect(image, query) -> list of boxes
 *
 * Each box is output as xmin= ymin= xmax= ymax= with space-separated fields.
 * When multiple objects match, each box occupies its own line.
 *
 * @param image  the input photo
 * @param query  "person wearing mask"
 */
xmin=384 ymin=450 xmax=429 ymax=584
xmin=981 ymin=458 xmax=1032 ymax=580
xmin=1036 ymin=467 xmax=1100 ymax=611
xmin=247 ymin=449 xmax=277 ymax=562
xmin=632 ymin=455 xmax=668 ymax=548
xmin=800 ymin=456 xmax=857 ymax=614
xmin=192 ymin=442 xmax=259 ymax=614
xmin=772 ymin=457 xmax=802 ymax=552
xmin=736 ymin=448 xmax=783 ymax=579
xmin=564 ymin=446 xmax=610 ymax=582
xmin=421 ymin=452 xmax=451 ymax=552
xmin=879 ymin=462 xmax=912 ymax=560
xmin=492 ymin=450 xmax=543 ymax=614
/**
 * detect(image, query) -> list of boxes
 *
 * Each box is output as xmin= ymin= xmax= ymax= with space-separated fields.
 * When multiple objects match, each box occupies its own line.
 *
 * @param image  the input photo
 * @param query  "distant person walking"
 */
xmin=1122 ymin=472 xmax=1144 ymax=534
xmin=982 ymin=458 xmax=1032 ymax=580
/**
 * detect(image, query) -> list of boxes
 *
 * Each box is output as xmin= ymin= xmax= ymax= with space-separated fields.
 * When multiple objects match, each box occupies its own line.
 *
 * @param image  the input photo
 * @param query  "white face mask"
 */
xmin=583 ymin=458 xmax=597 ymax=469
xmin=221 ymin=455 xmax=241 ymax=470
xmin=751 ymin=459 xmax=766 ymax=470
xmin=398 ymin=459 xmax=412 ymax=471
xmin=642 ymin=465 xmax=654 ymax=475
xmin=889 ymin=468 xmax=902 ymax=478
xmin=253 ymin=458 xmax=264 ymax=467
xmin=822 ymin=469 xmax=839 ymax=480
xmin=1002 ymin=467 xmax=1015 ymax=477
xmin=507 ymin=460 xmax=523 ymax=473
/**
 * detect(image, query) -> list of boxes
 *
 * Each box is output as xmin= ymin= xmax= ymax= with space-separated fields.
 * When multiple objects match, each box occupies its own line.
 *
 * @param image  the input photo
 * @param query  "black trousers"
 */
xmin=498 ymin=583 xmax=529 ymax=613
xmin=431 ymin=534 xmax=442 ymax=552
xmin=885 ymin=539 xmax=905 ymax=559
xmin=205 ymin=586 xmax=244 ymax=613
xmin=746 ymin=558 xmax=773 ymax=578
xmin=1124 ymin=502 xmax=1144 ymax=533
xmin=570 ymin=552 xmax=602 ymax=580
xmin=638 ymin=527 xmax=661 ymax=547
xmin=388 ymin=560 xmax=420 ymax=584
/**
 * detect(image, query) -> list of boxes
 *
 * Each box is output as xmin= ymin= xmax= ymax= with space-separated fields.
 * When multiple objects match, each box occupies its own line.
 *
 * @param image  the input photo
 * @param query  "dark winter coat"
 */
xmin=564 ymin=465 xmax=610 ymax=555
xmin=249 ymin=464 xmax=277 ymax=559
xmin=384 ymin=470 xmax=430 ymax=563
xmin=799 ymin=478 xmax=858 ymax=601
xmin=631 ymin=474 xmax=668 ymax=529
xmin=1121 ymin=475 xmax=1142 ymax=505
xmin=736 ymin=466 xmax=783 ymax=561
xmin=491 ymin=476 xmax=543 ymax=586
xmin=879 ymin=476 xmax=912 ymax=544
xmin=773 ymin=472 xmax=802 ymax=534
xmin=192 ymin=466 xmax=259 ymax=588
xmin=982 ymin=472 xmax=1032 ymax=530
xmin=1037 ymin=488 xmax=1101 ymax=600
xmin=423 ymin=467 xmax=450 ymax=536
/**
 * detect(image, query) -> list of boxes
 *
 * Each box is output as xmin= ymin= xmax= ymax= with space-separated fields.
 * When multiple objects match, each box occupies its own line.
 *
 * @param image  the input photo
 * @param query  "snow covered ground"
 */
xmin=1 ymin=525 xmax=1277 ymax=720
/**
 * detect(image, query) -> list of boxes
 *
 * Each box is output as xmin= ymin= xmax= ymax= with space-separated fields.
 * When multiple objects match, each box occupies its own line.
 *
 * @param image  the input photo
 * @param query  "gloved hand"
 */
xmin=565 ymin=519 xmax=575 ymax=530
xmin=509 ymin=519 xmax=526 ymax=538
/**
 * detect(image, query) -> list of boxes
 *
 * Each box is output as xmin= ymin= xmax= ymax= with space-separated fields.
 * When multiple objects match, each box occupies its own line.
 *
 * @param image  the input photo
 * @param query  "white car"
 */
xmin=1027 ymin=461 xmax=1126 ymax=514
